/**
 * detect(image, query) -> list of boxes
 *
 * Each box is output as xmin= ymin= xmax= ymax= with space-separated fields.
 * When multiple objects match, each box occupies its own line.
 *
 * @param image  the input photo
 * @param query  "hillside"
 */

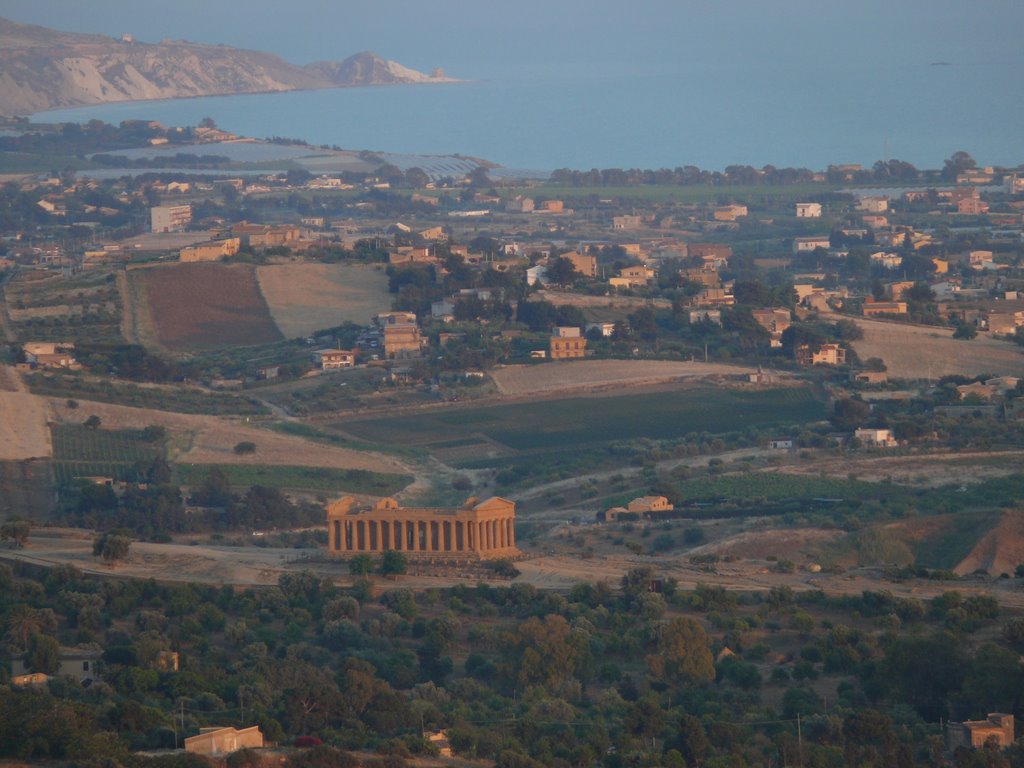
xmin=0 ymin=17 xmax=456 ymax=115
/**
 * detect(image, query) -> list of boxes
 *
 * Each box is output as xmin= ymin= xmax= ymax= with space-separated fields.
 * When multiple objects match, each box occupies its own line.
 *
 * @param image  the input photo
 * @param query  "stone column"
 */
xmin=507 ymin=517 xmax=515 ymax=549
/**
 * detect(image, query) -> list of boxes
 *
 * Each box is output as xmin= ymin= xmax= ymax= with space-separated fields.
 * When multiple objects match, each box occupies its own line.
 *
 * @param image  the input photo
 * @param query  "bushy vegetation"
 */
xmin=1 ymin=560 xmax=1023 ymax=768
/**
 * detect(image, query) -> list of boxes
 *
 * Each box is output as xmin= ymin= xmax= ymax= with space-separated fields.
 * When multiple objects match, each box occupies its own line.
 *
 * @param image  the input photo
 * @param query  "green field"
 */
xmin=334 ymin=387 xmax=823 ymax=460
xmin=174 ymin=463 xmax=412 ymax=496
xmin=52 ymin=425 xmax=164 ymax=484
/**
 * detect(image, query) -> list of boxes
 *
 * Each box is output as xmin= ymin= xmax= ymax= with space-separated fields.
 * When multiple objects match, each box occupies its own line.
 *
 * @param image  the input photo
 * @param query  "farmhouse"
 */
xmin=947 ymin=714 xmax=1014 ymax=751
xmin=12 ymin=647 xmax=101 ymax=684
xmin=795 ymin=343 xmax=846 ymax=366
xmin=854 ymin=428 xmax=897 ymax=448
xmin=795 ymin=202 xmax=822 ymax=218
xmin=313 ymin=349 xmax=356 ymax=369
xmin=862 ymin=299 xmax=908 ymax=317
xmin=23 ymin=342 xmax=79 ymax=370
xmin=627 ymin=496 xmax=674 ymax=514
xmin=326 ymin=496 xmax=519 ymax=560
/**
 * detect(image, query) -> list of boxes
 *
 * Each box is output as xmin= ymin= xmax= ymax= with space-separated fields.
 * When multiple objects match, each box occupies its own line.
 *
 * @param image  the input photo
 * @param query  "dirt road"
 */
xmin=6 ymin=528 xmax=1024 ymax=610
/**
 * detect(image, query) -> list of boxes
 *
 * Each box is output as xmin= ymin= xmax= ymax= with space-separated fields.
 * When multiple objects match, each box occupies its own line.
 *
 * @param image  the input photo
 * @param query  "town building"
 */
xmin=750 ymin=308 xmax=791 ymax=347
xmin=561 ymin=251 xmax=598 ymax=278
xmin=857 ymin=197 xmax=889 ymax=213
xmin=150 ymin=204 xmax=192 ymax=233
xmin=795 ymin=202 xmax=822 ymax=218
xmin=550 ymin=326 xmax=587 ymax=360
xmin=612 ymin=214 xmax=643 ymax=230
xmin=793 ymin=236 xmax=832 ymax=254
xmin=377 ymin=312 xmax=425 ymax=359
xmin=326 ymin=496 xmax=519 ymax=560
xmin=713 ymin=204 xmax=748 ymax=221
xmin=179 ymin=237 xmax=241 ymax=262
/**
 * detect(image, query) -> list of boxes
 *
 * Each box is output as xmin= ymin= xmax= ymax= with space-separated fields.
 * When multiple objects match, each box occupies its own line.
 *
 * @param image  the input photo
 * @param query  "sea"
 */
xmin=31 ymin=66 xmax=1024 ymax=175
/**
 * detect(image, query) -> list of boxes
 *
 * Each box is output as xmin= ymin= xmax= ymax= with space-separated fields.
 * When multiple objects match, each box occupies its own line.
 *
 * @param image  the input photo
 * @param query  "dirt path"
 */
xmin=7 ymin=528 xmax=1024 ymax=609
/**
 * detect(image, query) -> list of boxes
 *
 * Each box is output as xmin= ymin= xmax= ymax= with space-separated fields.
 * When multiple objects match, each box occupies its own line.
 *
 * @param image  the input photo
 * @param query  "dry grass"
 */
xmin=47 ymin=398 xmax=411 ymax=475
xmin=490 ymin=359 xmax=762 ymax=396
xmin=256 ymin=262 xmax=392 ymax=339
xmin=850 ymin=318 xmax=1024 ymax=379
xmin=0 ymin=388 xmax=52 ymax=459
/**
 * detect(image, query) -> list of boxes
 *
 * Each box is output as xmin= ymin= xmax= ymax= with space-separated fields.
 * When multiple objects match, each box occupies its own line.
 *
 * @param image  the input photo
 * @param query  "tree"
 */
xmin=349 ymin=554 xmax=375 ymax=576
xmin=93 ymin=532 xmax=132 ymax=566
xmin=953 ymin=323 xmax=977 ymax=340
xmin=545 ymin=256 xmax=580 ymax=288
xmin=4 ymin=605 xmax=57 ymax=651
xmin=942 ymin=150 xmax=976 ymax=180
xmin=234 ymin=441 xmax=257 ymax=454
xmin=379 ymin=550 xmax=408 ymax=577
xmin=0 ymin=518 xmax=30 ymax=548
xmin=84 ymin=414 xmax=102 ymax=430
xmin=646 ymin=617 xmax=715 ymax=684
xmin=831 ymin=397 xmax=871 ymax=430
xmin=26 ymin=632 xmax=60 ymax=674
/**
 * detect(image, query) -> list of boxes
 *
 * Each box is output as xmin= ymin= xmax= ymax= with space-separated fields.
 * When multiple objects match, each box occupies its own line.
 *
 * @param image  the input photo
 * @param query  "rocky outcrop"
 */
xmin=0 ymin=17 xmax=456 ymax=116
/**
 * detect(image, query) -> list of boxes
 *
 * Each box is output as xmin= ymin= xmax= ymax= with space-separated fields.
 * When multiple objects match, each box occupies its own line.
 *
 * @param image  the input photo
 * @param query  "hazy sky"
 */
xmin=3 ymin=0 xmax=1023 ymax=80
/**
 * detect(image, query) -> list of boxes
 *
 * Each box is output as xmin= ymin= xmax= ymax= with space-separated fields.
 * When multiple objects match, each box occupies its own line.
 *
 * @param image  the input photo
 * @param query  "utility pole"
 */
xmin=797 ymin=713 xmax=804 ymax=768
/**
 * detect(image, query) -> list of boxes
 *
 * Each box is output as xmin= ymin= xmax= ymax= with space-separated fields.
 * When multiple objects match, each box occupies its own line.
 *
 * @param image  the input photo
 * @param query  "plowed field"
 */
xmin=137 ymin=264 xmax=282 ymax=351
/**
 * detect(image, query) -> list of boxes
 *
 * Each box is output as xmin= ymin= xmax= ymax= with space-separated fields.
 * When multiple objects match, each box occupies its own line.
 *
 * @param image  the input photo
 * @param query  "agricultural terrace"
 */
xmin=256 ymin=263 xmax=391 ymax=339
xmin=330 ymin=386 xmax=824 ymax=471
xmin=134 ymin=263 xmax=282 ymax=351
xmin=4 ymin=268 xmax=123 ymax=344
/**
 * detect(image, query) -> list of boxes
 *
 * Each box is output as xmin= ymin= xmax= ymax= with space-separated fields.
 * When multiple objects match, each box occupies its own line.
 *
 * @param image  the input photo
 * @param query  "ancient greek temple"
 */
xmin=326 ymin=496 xmax=519 ymax=560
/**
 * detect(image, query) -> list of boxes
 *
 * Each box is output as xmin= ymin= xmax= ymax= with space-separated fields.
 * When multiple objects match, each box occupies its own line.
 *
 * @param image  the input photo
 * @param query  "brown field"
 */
xmin=256 ymin=262 xmax=392 ymax=339
xmin=136 ymin=263 xmax=282 ymax=351
xmin=0 ymin=388 xmax=52 ymax=460
xmin=848 ymin=317 xmax=1024 ymax=379
xmin=490 ymin=359 xmax=762 ymax=396
xmin=47 ymin=398 xmax=412 ymax=475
